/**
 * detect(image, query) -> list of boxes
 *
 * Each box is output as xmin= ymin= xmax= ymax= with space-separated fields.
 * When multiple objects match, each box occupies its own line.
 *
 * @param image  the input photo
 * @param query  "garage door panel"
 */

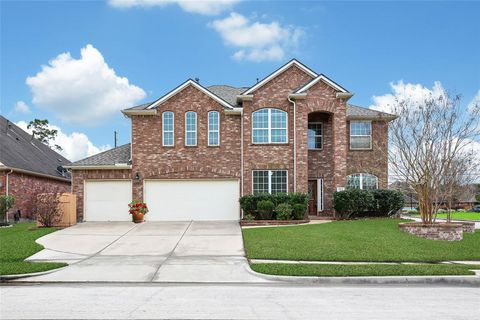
xmin=144 ymin=180 xmax=240 ymax=221
xmin=85 ymin=181 xmax=132 ymax=221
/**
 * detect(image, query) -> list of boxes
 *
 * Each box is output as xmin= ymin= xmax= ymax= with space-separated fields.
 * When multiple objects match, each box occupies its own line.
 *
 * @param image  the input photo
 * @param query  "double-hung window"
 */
xmin=347 ymin=173 xmax=378 ymax=190
xmin=350 ymin=121 xmax=372 ymax=149
xmin=308 ymin=122 xmax=323 ymax=149
xmin=252 ymin=170 xmax=288 ymax=194
xmin=185 ymin=111 xmax=197 ymax=146
xmin=162 ymin=111 xmax=174 ymax=146
xmin=252 ymin=108 xmax=287 ymax=144
xmin=208 ymin=111 xmax=220 ymax=146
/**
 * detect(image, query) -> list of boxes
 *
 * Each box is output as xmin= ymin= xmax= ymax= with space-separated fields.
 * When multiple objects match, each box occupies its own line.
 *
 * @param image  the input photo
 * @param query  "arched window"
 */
xmin=185 ymin=111 xmax=197 ymax=146
xmin=208 ymin=111 xmax=220 ymax=146
xmin=347 ymin=173 xmax=378 ymax=190
xmin=252 ymin=108 xmax=287 ymax=144
xmin=162 ymin=111 xmax=174 ymax=146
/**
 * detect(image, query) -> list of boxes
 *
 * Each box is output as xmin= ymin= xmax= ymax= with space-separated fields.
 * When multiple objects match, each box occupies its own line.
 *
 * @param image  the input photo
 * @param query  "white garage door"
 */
xmin=144 ymin=180 xmax=240 ymax=221
xmin=84 ymin=180 xmax=132 ymax=221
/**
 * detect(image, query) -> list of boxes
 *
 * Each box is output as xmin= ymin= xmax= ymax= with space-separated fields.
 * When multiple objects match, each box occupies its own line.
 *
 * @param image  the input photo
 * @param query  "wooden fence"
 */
xmin=37 ymin=193 xmax=77 ymax=228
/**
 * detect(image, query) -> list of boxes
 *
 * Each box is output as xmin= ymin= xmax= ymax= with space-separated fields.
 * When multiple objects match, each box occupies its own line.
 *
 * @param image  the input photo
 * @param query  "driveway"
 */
xmin=22 ymin=221 xmax=268 ymax=283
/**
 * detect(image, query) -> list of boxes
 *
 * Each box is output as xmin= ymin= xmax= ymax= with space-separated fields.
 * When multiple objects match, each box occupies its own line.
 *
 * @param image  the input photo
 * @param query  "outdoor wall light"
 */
xmin=134 ymin=172 xmax=141 ymax=182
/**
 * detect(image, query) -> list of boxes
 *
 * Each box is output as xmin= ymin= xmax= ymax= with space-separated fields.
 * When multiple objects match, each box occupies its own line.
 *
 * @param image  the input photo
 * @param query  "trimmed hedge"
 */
xmin=333 ymin=189 xmax=404 ymax=219
xmin=239 ymin=193 xmax=309 ymax=220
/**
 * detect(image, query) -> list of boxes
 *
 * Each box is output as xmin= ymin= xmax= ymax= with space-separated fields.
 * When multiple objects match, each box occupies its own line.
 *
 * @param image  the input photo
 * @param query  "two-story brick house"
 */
xmin=66 ymin=60 xmax=396 ymax=221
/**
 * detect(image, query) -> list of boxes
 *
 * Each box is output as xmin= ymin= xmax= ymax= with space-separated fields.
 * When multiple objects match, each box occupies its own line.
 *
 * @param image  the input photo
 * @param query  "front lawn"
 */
xmin=0 ymin=222 xmax=66 ymax=275
xmin=242 ymin=219 xmax=480 ymax=262
xmin=250 ymin=263 xmax=480 ymax=277
xmin=410 ymin=212 xmax=480 ymax=221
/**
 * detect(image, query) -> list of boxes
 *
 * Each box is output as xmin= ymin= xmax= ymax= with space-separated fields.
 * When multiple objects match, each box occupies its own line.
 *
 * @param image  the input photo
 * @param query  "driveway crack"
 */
xmin=149 ymin=220 xmax=192 ymax=282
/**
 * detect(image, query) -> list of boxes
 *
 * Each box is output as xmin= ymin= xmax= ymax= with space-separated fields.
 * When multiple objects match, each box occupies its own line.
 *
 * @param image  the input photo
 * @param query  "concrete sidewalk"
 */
xmin=19 ymin=221 xmax=269 ymax=283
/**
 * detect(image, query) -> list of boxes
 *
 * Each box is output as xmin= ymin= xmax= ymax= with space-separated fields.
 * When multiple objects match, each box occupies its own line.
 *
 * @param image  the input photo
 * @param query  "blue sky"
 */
xmin=1 ymin=0 xmax=479 ymax=161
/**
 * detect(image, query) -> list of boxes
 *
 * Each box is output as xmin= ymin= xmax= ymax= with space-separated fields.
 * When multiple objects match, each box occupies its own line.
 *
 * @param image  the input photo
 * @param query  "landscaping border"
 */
xmin=240 ymin=220 xmax=309 ymax=227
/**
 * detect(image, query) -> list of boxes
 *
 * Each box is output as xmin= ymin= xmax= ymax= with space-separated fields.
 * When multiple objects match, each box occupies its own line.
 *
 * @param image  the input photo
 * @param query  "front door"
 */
xmin=308 ymin=180 xmax=317 ymax=215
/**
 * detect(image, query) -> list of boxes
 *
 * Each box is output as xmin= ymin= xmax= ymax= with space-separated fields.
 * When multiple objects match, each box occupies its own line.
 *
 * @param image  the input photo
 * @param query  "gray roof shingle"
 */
xmin=0 ymin=116 xmax=71 ymax=179
xmin=67 ymin=143 xmax=131 ymax=167
xmin=207 ymin=85 xmax=247 ymax=106
xmin=347 ymin=104 xmax=397 ymax=120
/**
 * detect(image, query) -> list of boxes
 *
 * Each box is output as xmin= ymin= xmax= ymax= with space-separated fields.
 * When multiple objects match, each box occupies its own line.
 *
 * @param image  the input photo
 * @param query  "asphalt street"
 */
xmin=1 ymin=283 xmax=479 ymax=319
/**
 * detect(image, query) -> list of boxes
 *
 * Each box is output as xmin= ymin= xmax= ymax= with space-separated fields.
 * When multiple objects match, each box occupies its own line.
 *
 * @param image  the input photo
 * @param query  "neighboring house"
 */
xmin=0 ymin=116 xmax=71 ymax=219
xmin=66 ymin=59 xmax=396 ymax=221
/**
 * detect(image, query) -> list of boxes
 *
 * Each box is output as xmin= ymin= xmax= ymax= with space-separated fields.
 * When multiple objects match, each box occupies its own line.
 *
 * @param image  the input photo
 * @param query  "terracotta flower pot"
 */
xmin=132 ymin=212 xmax=144 ymax=223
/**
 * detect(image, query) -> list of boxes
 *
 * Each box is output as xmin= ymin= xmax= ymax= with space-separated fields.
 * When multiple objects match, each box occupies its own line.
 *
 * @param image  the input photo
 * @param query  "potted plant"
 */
xmin=128 ymin=200 xmax=149 ymax=223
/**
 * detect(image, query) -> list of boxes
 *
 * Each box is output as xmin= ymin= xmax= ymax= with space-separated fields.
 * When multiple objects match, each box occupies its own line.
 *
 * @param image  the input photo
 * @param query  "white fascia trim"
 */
xmin=147 ymin=79 xmax=234 ymax=110
xmin=64 ymin=164 xmax=132 ymax=170
xmin=296 ymin=75 xmax=348 ymax=94
xmin=0 ymin=166 xmax=71 ymax=182
xmin=336 ymin=92 xmax=354 ymax=100
xmin=224 ymin=108 xmax=242 ymax=115
xmin=121 ymin=109 xmax=157 ymax=116
xmin=243 ymin=60 xmax=318 ymax=95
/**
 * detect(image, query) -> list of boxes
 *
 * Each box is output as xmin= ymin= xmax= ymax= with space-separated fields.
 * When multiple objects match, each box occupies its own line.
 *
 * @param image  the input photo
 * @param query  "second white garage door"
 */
xmin=144 ymin=180 xmax=240 ymax=221
xmin=84 ymin=180 xmax=132 ymax=221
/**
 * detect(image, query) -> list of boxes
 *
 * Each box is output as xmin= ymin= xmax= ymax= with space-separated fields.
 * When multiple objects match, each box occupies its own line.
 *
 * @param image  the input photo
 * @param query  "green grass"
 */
xmin=410 ymin=212 xmax=480 ymax=221
xmin=242 ymin=219 xmax=480 ymax=262
xmin=0 ymin=222 xmax=67 ymax=275
xmin=250 ymin=263 xmax=480 ymax=277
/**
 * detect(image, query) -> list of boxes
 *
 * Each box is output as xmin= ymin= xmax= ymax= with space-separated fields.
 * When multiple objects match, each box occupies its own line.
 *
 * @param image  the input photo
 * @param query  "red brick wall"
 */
xmin=242 ymin=65 xmax=314 ymax=195
xmin=346 ymin=120 xmax=389 ymax=189
xmin=0 ymin=171 xmax=70 ymax=219
xmin=71 ymin=169 xmax=132 ymax=221
xmin=295 ymin=80 xmax=348 ymax=213
xmin=131 ymin=84 xmax=241 ymax=200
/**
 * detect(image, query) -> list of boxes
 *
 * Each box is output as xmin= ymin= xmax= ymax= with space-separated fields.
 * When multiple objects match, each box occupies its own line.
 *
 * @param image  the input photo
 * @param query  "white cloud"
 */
xmin=16 ymin=121 xmax=110 ymax=162
xmin=210 ymin=12 xmax=304 ymax=62
xmin=26 ymin=44 xmax=146 ymax=124
xmin=369 ymin=81 xmax=446 ymax=114
xmin=14 ymin=101 xmax=30 ymax=114
xmin=108 ymin=0 xmax=238 ymax=15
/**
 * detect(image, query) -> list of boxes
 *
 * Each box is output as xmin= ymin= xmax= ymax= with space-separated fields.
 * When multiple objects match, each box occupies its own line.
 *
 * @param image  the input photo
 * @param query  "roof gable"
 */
xmin=242 ymin=59 xmax=318 ymax=95
xmin=0 ymin=116 xmax=71 ymax=179
xmin=147 ymin=79 xmax=234 ymax=110
xmin=294 ymin=74 xmax=348 ymax=94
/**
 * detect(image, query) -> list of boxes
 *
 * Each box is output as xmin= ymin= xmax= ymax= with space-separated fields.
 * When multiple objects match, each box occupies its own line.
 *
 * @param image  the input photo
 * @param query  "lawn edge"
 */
xmin=0 ymin=265 xmax=68 ymax=281
xmin=244 ymin=264 xmax=480 ymax=286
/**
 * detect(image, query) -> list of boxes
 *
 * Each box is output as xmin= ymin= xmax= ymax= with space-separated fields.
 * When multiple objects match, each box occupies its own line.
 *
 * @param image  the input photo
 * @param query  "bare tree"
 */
xmin=35 ymin=192 xmax=62 ymax=227
xmin=388 ymin=91 xmax=479 ymax=224
xmin=441 ymin=157 xmax=478 ymax=222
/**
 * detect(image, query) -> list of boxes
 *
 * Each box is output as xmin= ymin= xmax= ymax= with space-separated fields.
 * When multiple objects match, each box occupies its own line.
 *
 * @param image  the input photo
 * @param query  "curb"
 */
xmin=244 ymin=265 xmax=480 ymax=286
xmin=0 ymin=266 xmax=68 ymax=282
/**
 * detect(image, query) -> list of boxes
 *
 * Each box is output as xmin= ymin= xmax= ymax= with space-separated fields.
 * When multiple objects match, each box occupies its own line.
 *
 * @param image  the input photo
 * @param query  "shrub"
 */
xmin=292 ymin=203 xmax=307 ymax=220
xmin=276 ymin=203 xmax=292 ymax=220
xmin=257 ymin=200 xmax=275 ymax=220
xmin=0 ymin=195 xmax=15 ymax=223
xmin=437 ymin=208 xmax=447 ymax=213
xmin=455 ymin=208 xmax=466 ymax=212
xmin=333 ymin=189 xmax=373 ymax=219
xmin=243 ymin=213 xmax=255 ymax=221
xmin=239 ymin=193 xmax=309 ymax=219
xmin=35 ymin=193 xmax=61 ymax=227
xmin=370 ymin=189 xmax=404 ymax=217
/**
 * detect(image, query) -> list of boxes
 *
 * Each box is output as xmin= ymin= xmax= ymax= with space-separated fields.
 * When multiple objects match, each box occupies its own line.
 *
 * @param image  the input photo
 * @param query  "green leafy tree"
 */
xmin=27 ymin=119 xmax=62 ymax=151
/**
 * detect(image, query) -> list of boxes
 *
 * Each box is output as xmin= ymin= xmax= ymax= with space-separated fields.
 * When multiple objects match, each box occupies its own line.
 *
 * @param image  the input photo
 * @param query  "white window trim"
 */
xmin=350 ymin=121 xmax=372 ymax=150
xmin=208 ymin=111 xmax=220 ymax=146
xmin=185 ymin=111 xmax=197 ymax=147
xmin=308 ymin=122 xmax=323 ymax=150
xmin=347 ymin=173 xmax=379 ymax=190
xmin=252 ymin=108 xmax=288 ymax=144
xmin=162 ymin=111 xmax=174 ymax=147
xmin=252 ymin=170 xmax=288 ymax=194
